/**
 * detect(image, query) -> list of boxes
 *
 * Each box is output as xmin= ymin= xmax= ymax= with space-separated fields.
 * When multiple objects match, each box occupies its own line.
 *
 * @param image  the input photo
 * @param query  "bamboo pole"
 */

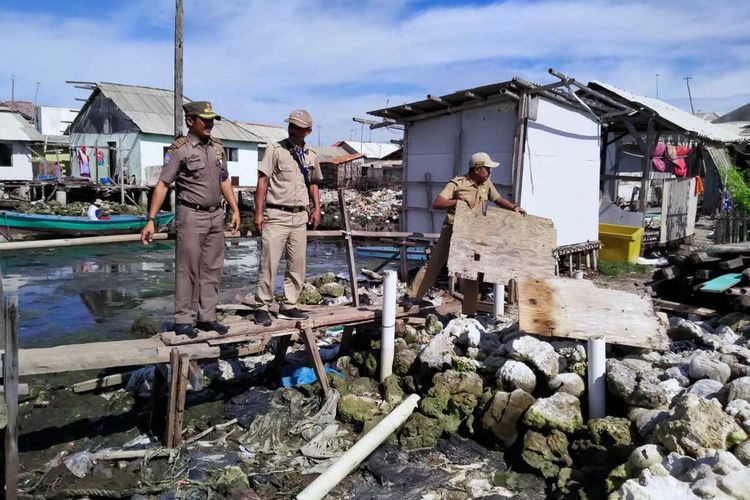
xmin=3 ymin=296 xmax=19 ymax=500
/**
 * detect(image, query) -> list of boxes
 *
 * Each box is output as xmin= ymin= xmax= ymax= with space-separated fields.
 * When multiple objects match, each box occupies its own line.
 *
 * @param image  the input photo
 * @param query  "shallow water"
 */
xmin=1 ymin=238 xmax=394 ymax=348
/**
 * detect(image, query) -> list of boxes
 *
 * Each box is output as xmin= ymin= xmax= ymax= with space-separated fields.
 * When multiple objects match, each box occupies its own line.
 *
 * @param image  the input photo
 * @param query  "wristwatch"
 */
xmin=146 ymin=215 xmax=156 ymax=222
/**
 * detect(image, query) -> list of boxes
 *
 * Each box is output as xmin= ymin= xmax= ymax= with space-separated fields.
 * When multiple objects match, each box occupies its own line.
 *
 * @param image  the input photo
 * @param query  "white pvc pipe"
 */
xmin=297 ymin=393 xmax=420 ymax=500
xmin=55 ymin=190 xmax=67 ymax=205
xmin=380 ymin=270 xmax=397 ymax=383
xmin=493 ymin=283 xmax=505 ymax=317
xmin=587 ymin=335 xmax=606 ymax=419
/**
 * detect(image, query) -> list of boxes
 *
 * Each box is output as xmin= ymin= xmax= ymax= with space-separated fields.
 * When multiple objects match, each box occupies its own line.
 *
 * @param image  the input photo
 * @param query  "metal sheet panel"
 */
xmin=520 ymin=99 xmax=600 ymax=246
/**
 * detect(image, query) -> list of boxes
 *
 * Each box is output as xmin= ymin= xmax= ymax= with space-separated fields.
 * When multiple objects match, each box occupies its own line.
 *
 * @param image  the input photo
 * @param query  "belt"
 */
xmin=178 ymin=200 xmax=222 ymax=212
xmin=266 ymin=203 xmax=307 ymax=213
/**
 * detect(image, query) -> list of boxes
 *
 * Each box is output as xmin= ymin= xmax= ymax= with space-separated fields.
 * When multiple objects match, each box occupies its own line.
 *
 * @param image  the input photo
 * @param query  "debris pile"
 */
xmin=650 ymin=245 xmax=750 ymax=311
xmin=319 ymin=188 xmax=401 ymax=231
xmin=14 ymin=200 xmax=145 ymax=216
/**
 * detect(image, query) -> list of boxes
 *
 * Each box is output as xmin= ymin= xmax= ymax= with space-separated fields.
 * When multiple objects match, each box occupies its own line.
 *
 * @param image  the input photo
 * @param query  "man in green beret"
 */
xmin=141 ymin=101 xmax=240 ymax=337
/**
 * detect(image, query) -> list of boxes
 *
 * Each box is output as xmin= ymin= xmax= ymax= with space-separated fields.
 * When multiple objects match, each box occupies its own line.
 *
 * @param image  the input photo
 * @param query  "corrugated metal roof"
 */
xmin=589 ymin=81 xmax=741 ymax=143
xmin=310 ymin=146 xmax=350 ymax=162
xmin=236 ymin=122 xmax=287 ymax=145
xmin=94 ymin=82 xmax=262 ymax=143
xmin=323 ymin=152 xmax=365 ymax=165
xmin=0 ymin=109 xmax=44 ymax=141
xmin=715 ymin=102 xmax=750 ymax=123
xmin=715 ymin=121 xmax=750 ymax=138
xmin=340 ymin=140 xmax=400 ymax=159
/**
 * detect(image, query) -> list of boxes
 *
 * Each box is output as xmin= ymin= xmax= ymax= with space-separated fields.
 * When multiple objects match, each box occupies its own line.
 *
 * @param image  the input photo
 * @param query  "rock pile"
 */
xmin=328 ymin=308 xmax=750 ymax=498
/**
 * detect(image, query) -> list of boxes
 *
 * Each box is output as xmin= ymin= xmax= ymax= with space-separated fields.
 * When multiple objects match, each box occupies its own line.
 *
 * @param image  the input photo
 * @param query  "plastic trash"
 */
xmin=64 ymin=451 xmax=94 ymax=478
xmin=281 ymin=366 xmax=343 ymax=388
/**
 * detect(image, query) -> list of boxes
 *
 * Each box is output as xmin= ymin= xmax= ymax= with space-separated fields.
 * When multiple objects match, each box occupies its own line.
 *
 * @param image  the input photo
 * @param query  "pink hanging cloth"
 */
xmin=652 ymin=142 xmax=666 ymax=172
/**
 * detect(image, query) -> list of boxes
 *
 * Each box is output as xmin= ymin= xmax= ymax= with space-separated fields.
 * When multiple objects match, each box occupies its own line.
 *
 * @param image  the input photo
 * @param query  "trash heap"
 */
xmin=318 ymin=188 xmax=401 ymax=232
xmin=14 ymin=200 xmax=145 ymax=216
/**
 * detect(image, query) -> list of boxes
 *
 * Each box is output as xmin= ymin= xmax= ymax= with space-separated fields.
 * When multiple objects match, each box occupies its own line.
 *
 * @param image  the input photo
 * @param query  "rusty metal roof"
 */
xmin=77 ymin=83 xmax=263 ymax=143
xmin=589 ymin=81 xmax=741 ymax=143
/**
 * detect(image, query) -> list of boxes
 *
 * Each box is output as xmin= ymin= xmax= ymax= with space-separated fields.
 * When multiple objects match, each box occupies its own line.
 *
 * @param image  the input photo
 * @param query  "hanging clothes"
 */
xmin=95 ymin=149 xmax=105 ymax=168
xmin=694 ymin=176 xmax=704 ymax=196
xmin=78 ymin=146 xmax=91 ymax=178
xmin=652 ymin=142 xmax=667 ymax=172
xmin=666 ymin=144 xmax=689 ymax=177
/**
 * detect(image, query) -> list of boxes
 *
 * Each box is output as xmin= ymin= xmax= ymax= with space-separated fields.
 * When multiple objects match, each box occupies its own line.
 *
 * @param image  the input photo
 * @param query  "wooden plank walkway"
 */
xmin=0 ymin=302 xmax=459 ymax=376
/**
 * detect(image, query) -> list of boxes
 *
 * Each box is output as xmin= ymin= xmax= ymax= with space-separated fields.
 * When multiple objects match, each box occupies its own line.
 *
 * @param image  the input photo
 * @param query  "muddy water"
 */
xmin=1 ymin=238 xmax=392 ymax=348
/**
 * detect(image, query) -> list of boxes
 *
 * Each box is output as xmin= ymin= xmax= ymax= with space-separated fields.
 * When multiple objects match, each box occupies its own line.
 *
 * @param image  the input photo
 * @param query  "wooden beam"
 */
xmin=338 ymin=189 xmax=360 ymax=307
xmin=3 ymin=297 xmax=19 ymax=500
xmin=718 ymin=256 xmax=745 ymax=270
xmin=300 ymin=327 xmax=329 ymax=395
xmin=166 ymin=349 xmax=181 ymax=448
xmin=622 ymin=119 xmax=647 ymax=153
xmin=73 ymin=371 xmax=132 ymax=393
xmin=653 ymin=299 xmax=717 ymax=318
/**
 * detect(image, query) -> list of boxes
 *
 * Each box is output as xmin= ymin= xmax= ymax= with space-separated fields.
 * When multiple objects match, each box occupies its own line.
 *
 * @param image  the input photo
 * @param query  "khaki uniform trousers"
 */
xmin=174 ymin=205 xmax=226 ymax=324
xmin=408 ymin=224 xmax=479 ymax=315
xmin=255 ymin=208 xmax=308 ymax=311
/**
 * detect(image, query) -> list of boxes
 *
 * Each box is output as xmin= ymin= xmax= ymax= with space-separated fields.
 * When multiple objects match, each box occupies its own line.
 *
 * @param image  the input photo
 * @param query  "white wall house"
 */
xmin=35 ymin=106 xmax=79 ymax=136
xmin=0 ymin=109 xmax=44 ymax=181
xmin=68 ymin=82 xmax=262 ymax=187
xmin=369 ymin=80 xmax=601 ymax=247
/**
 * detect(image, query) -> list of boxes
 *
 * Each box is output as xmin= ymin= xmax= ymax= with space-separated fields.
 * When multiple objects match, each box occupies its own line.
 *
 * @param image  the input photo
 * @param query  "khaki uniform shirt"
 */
xmin=259 ymin=139 xmax=322 ymax=207
xmin=438 ymin=175 xmax=503 ymax=225
xmin=160 ymin=133 xmax=228 ymax=207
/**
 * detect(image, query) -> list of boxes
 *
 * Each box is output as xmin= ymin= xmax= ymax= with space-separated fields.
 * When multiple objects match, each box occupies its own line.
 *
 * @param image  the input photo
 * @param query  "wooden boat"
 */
xmin=0 ymin=211 xmax=175 ymax=240
xmin=355 ymin=245 xmax=427 ymax=261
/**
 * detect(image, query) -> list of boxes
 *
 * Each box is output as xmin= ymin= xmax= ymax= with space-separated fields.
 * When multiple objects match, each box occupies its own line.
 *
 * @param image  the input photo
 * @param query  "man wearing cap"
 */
xmin=402 ymin=152 xmax=526 ymax=316
xmin=253 ymin=109 xmax=323 ymax=326
xmin=87 ymin=199 xmax=104 ymax=220
xmin=141 ymin=101 xmax=240 ymax=337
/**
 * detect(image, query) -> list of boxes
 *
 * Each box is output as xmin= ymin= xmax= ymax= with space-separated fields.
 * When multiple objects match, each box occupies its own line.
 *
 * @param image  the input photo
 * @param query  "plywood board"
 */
xmin=519 ymin=278 xmax=669 ymax=350
xmin=447 ymin=203 xmax=556 ymax=284
xmin=660 ymin=177 xmax=697 ymax=244
xmin=697 ymin=273 xmax=743 ymax=293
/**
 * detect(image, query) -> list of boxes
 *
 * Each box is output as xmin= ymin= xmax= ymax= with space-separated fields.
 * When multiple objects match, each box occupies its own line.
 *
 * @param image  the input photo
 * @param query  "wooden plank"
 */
xmin=660 ymin=177 xmax=696 ymax=244
xmin=653 ymin=299 xmax=717 ymax=318
xmin=205 ymin=328 xmax=298 ymax=347
xmin=659 ymin=266 xmax=680 ymax=280
xmin=73 ymin=371 xmax=132 ymax=393
xmin=519 ymin=278 xmax=669 ymax=350
xmin=301 ymin=327 xmax=329 ymax=395
xmin=705 ymin=243 xmax=750 ymax=254
xmin=166 ymin=349 xmax=181 ymax=448
xmin=690 ymin=252 xmax=721 ymax=264
xmin=162 ymin=305 xmax=414 ymax=346
xmin=719 ymin=256 xmax=747 ymax=270
xmin=697 ymin=273 xmax=744 ymax=294
xmin=173 ymin=353 xmax=190 ymax=447
xmin=448 ymin=203 xmax=556 ymax=284
xmin=0 ymin=339 xmax=219 ymax=376
xmin=339 ymin=188 xmax=360 ymax=307
xmin=3 ymin=297 xmax=19 ymax=500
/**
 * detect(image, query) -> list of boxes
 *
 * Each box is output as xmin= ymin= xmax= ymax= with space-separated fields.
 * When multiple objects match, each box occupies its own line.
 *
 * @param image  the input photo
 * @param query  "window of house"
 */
xmin=0 ymin=143 xmax=12 ymax=167
xmin=224 ymin=147 xmax=239 ymax=162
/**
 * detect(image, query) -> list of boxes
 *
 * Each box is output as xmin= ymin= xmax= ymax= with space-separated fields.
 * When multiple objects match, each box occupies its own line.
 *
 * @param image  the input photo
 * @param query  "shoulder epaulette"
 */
xmin=171 ymin=136 xmax=187 ymax=149
xmin=305 ymin=147 xmax=317 ymax=156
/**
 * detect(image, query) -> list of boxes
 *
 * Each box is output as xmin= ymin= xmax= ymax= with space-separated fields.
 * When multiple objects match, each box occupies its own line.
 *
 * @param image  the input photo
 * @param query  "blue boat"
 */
xmin=355 ymin=245 xmax=427 ymax=261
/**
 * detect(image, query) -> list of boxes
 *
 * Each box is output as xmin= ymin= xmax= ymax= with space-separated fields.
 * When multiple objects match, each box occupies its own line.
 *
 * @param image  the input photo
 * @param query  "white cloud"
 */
xmin=2 ymin=0 xmax=749 ymax=144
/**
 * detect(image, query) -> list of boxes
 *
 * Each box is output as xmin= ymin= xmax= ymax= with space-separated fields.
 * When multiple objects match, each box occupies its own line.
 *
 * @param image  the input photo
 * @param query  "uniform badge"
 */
xmin=164 ymin=150 xmax=172 ymax=163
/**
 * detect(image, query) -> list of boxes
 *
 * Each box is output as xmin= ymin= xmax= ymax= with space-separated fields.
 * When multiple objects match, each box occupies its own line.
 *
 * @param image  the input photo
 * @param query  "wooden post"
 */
xmin=340 ymin=325 xmax=354 ymax=354
xmin=424 ymin=172 xmax=435 ymax=233
xmin=3 ymin=296 xmax=19 ymax=500
xmin=399 ymin=239 xmax=409 ymax=283
xmin=174 ymin=0 xmax=184 ymax=138
xmin=267 ymin=334 xmax=292 ymax=379
xmin=300 ymin=327 xmax=330 ymax=395
xmin=338 ymin=188 xmax=360 ymax=307
xmin=166 ymin=349 xmax=190 ymax=448
xmin=592 ymin=249 xmax=599 ymax=271
xmin=638 ymin=119 xmax=656 ymax=214
xmin=148 ymin=364 xmax=169 ymax=439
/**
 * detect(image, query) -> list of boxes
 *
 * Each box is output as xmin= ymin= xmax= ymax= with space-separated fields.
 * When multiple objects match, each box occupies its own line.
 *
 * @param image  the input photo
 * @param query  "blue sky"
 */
xmin=3 ymin=0 xmax=749 ymax=143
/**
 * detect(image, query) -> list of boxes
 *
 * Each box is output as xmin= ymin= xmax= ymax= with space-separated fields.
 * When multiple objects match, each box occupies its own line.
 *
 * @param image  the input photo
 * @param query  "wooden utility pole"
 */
xmin=3 ymin=296 xmax=19 ymax=500
xmin=174 ymin=0 xmax=184 ymax=137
